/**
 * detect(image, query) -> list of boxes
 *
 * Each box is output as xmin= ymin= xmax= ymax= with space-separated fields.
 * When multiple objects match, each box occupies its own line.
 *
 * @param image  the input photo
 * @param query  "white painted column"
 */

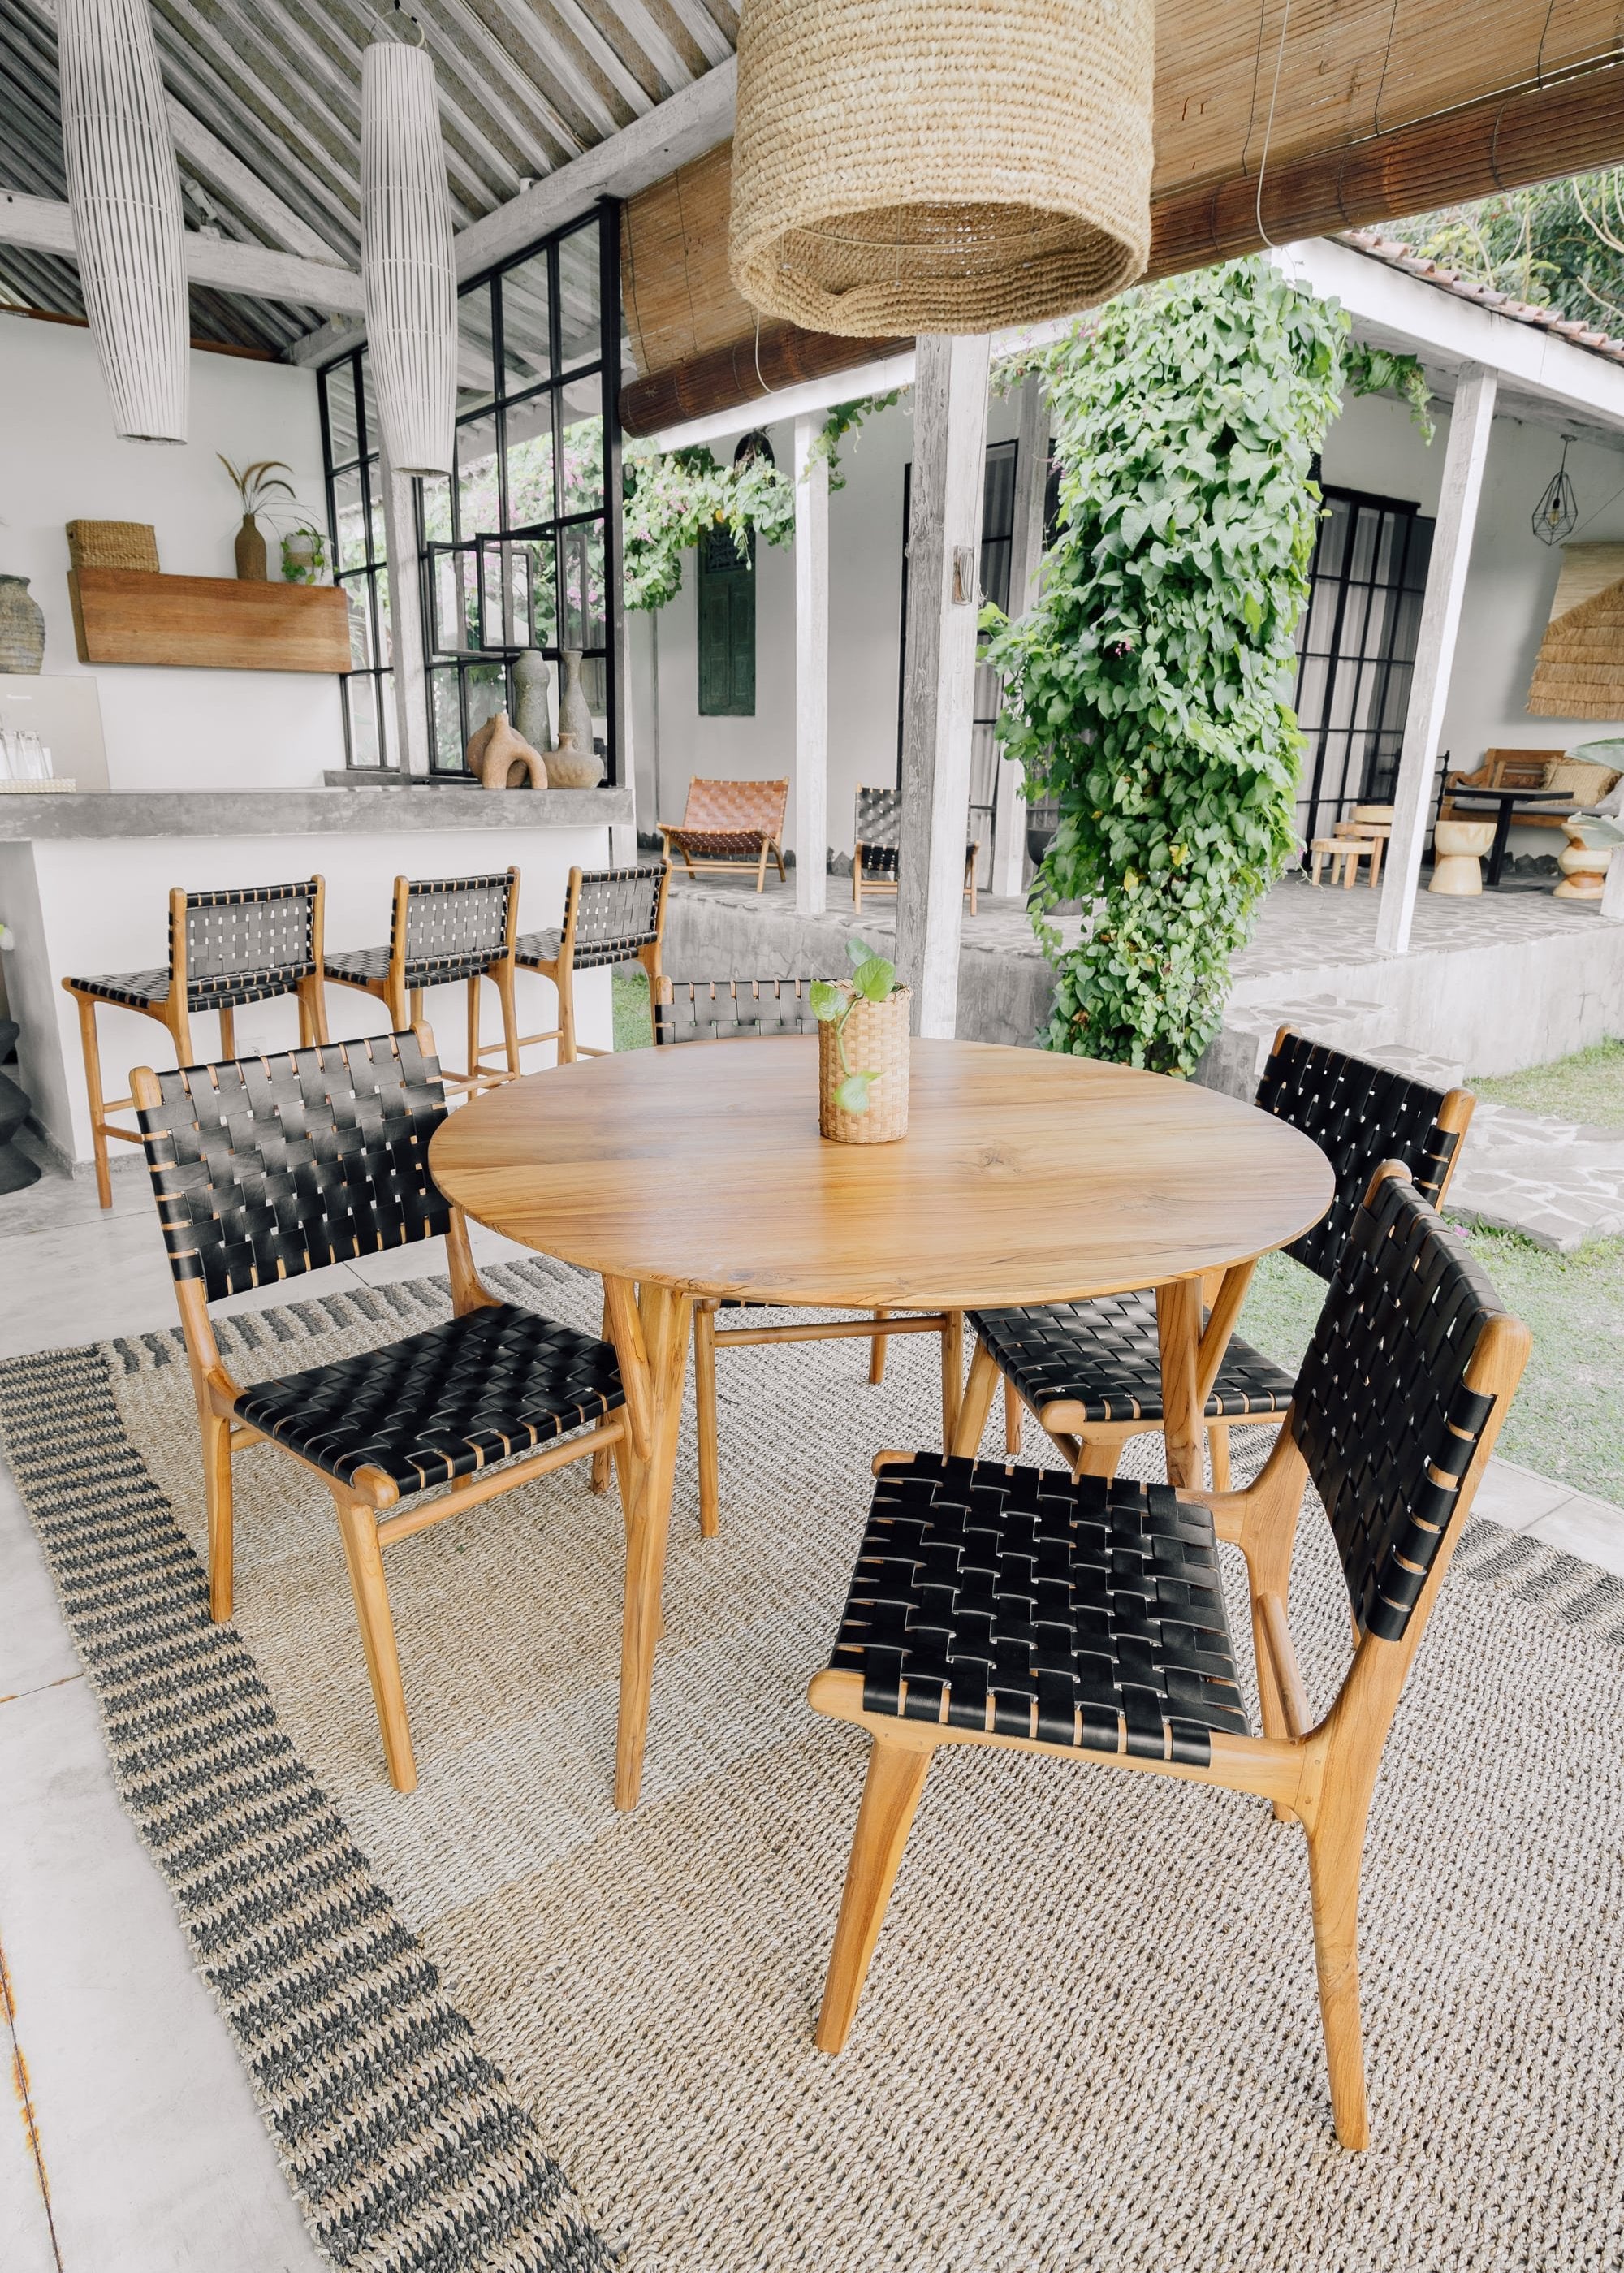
xmin=1603 ymin=838 xmax=1624 ymax=923
xmin=992 ymin=370 xmax=1048 ymax=900
xmin=1376 ymin=365 xmax=1497 ymax=956
xmin=896 ymin=332 xmax=992 ymax=1036
xmin=377 ymin=443 xmax=430 ymax=776
xmin=793 ymin=412 xmax=829 ymax=915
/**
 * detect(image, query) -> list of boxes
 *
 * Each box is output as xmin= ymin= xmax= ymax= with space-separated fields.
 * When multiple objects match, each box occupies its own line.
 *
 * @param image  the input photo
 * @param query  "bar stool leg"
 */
xmin=72 ymin=992 xmax=113 ymax=1210
xmin=465 ymin=975 xmax=481 ymax=1089
xmin=218 ymin=1005 xmax=236 ymax=1059
xmin=557 ymin=963 xmax=577 ymax=1065
xmin=495 ymin=957 xmax=521 ymax=1077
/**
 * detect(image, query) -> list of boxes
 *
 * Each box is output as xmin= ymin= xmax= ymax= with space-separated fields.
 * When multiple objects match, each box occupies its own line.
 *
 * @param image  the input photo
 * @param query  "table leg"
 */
xmin=1487 ymin=800 xmax=1514 ymax=889
xmin=605 ymin=1275 xmax=693 ymax=1811
xmin=1155 ymin=1277 xmax=1203 ymax=1492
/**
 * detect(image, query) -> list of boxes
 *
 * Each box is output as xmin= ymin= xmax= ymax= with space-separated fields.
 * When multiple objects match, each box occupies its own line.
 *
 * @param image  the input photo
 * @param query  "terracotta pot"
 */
xmin=0 ymin=576 xmax=45 ymax=674
xmin=235 ymin=512 xmax=268 ymax=581
xmin=546 ymin=731 xmax=603 ymax=789
xmin=467 ymin=708 xmax=547 ymax=790
xmin=818 ymin=987 xmax=910 ymax=1144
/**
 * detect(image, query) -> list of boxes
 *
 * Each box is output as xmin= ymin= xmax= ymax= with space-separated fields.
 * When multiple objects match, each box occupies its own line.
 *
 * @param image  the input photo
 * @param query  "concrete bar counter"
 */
xmin=0 ymin=784 xmax=636 ymax=1173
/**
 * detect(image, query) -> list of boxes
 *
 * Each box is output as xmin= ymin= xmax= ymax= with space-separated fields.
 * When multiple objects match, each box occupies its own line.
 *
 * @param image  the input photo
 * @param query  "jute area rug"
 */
xmin=3 ymin=1255 xmax=1623 ymax=2273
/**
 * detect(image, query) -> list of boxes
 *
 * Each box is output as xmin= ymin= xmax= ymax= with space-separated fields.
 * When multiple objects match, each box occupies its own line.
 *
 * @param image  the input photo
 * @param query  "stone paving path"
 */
xmin=1446 ymin=1099 xmax=1624 ymax=1251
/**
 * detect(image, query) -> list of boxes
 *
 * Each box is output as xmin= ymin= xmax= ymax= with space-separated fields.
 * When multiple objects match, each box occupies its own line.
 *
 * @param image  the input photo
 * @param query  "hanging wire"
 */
xmin=1531 ymin=435 xmax=1579 ymax=544
xmin=374 ymin=0 xmax=425 ymax=45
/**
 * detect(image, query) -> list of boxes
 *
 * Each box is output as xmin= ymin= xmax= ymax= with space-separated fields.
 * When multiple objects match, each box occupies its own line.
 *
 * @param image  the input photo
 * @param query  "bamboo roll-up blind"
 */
xmin=1528 ymin=543 xmax=1624 ymax=717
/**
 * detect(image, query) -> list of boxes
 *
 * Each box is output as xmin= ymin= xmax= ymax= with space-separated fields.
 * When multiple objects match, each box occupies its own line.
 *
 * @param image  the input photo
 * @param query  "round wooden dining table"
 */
xmin=430 ymin=1035 xmax=1333 ymax=1808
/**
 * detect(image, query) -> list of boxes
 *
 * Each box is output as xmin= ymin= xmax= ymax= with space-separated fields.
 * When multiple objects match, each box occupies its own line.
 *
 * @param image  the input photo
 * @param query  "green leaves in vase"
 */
xmin=812 ymin=936 xmax=899 ymax=1114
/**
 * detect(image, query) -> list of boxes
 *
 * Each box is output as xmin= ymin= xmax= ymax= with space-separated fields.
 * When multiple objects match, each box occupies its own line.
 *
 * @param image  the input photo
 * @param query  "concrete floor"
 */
xmin=2 ymin=1154 xmax=1621 ymax=2270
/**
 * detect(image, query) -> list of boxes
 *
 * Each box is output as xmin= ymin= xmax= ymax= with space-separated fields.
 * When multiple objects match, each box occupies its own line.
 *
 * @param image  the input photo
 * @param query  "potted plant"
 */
xmin=280 ymin=524 xmax=327 ymax=584
xmin=811 ymin=938 xmax=910 ymax=1143
xmin=218 ymin=457 xmax=297 ymax=581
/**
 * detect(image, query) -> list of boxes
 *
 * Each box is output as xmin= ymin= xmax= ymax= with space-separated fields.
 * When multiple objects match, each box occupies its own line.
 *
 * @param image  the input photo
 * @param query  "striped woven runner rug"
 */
xmin=2 ymin=1254 xmax=1622 ymax=2272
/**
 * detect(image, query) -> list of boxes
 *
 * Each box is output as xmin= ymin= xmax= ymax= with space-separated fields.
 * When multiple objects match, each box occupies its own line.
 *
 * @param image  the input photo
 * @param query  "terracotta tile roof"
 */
xmin=1337 ymin=230 xmax=1624 ymax=369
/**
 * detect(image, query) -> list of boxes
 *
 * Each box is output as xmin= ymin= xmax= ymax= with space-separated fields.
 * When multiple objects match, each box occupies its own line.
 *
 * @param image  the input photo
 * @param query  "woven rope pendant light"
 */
xmin=57 ymin=0 xmax=189 ymax=444
xmin=729 ymin=0 xmax=1154 ymax=338
xmin=361 ymin=19 xmax=456 ymax=480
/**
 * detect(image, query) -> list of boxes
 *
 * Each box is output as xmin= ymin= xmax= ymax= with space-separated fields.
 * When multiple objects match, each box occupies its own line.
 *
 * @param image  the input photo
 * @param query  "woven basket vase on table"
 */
xmin=819 ymin=987 xmax=910 ymax=1145
xmin=728 ymin=0 xmax=1153 ymax=336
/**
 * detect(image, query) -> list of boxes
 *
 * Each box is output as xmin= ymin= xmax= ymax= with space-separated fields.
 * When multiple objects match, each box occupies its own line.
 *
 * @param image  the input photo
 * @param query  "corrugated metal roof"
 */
xmin=0 ymin=0 xmax=737 ymax=352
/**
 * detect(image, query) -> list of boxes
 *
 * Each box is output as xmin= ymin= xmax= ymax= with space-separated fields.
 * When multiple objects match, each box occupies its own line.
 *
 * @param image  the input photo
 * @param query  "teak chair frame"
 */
xmin=852 ymin=839 xmax=979 ymax=916
xmin=811 ymin=1165 xmax=1531 ymax=2151
xmin=63 ymin=879 xmax=330 ymax=1210
xmin=324 ymin=870 xmax=521 ymax=1098
xmin=659 ymin=777 xmax=789 ymax=892
xmin=996 ymin=1033 xmax=1475 ymax=1493
xmin=493 ymin=862 xmax=668 ymax=1069
xmin=131 ymin=1026 xmax=631 ymax=1798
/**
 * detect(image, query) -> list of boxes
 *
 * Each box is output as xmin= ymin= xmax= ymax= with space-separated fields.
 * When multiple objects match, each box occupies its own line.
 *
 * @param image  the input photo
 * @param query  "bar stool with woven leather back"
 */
xmin=660 ymin=776 xmax=788 ymax=890
xmin=651 ymin=978 xmax=964 ymax=1536
xmin=970 ymin=1029 xmax=1475 ymax=1491
xmin=852 ymin=786 xmax=979 ymax=914
xmin=322 ymin=870 xmax=520 ymax=1095
xmin=128 ymin=1026 xmax=629 ymax=1795
xmin=495 ymin=862 xmax=668 ymax=1069
xmin=62 ymin=877 xmax=329 ymax=1211
xmin=808 ymin=1166 xmax=1530 ymax=2147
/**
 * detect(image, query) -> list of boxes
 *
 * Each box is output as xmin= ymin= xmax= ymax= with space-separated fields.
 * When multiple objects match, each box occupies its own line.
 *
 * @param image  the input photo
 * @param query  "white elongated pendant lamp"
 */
xmin=57 ymin=0 xmax=189 ymax=443
xmin=361 ymin=11 xmax=456 ymax=480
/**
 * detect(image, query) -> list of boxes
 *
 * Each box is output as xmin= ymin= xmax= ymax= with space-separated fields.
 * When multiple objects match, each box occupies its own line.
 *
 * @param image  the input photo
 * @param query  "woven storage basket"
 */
xmin=67 ymin=520 xmax=159 ymax=573
xmin=819 ymin=987 xmax=910 ymax=1145
xmin=729 ymin=0 xmax=1153 ymax=337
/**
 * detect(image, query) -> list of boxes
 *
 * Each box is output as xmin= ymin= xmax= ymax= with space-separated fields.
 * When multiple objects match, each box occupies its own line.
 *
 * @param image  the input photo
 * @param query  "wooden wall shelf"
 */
xmin=67 ymin=567 xmax=351 ymax=674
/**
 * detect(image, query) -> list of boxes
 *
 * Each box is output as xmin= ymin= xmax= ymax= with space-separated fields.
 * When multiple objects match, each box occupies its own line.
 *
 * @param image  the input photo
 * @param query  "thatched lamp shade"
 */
xmin=728 ymin=0 xmax=1153 ymax=338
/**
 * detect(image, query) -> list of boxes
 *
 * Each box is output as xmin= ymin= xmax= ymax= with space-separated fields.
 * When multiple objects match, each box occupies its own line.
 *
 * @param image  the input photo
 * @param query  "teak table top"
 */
xmin=430 ymin=1037 xmax=1334 ymax=1308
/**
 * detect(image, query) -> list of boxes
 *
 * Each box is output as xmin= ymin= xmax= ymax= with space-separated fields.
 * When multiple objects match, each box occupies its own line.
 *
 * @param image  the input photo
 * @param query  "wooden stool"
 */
xmin=1429 ymin=820 xmax=1496 ymax=895
xmin=1555 ymin=822 xmax=1615 ymax=900
xmin=1309 ymin=836 xmax=1376 ymax=888
xmin=323 ymin=871 xmax=520 ymax=1094
xmin=62 ymin=878 xmax=328 ymax=1209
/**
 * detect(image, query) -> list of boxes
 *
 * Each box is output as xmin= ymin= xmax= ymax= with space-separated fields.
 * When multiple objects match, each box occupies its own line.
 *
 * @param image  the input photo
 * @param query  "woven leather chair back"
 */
xmin=680 ymin=777 xmax=788 ymax=835
xmin=400 ymin=873 xmax=514 ymax=983
xmin=1293 ymin=1173 xmax=1501 ymax=1644
xmin=176 ymin=880 xmax=320 ymax=1010
xmin=855 ymin=787 xmax=902 ymax=845
xmin=654 ymin=977 xmax=827 ymax=1045
xmin=1255 ymin=1032 xmax=1462 ymax=1281
xmin=136 ymin=1031 xmax=451 ymax=1302
xmin=568 ymin=866 xmax=665 ymax=971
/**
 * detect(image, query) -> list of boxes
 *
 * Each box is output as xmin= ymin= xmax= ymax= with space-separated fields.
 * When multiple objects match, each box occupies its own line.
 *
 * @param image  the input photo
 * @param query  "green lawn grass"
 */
xmin=613 ymin=968 xmax=653 ymax=1052
xmin=1469 ymin=1036 xmax=1624 ymax=1127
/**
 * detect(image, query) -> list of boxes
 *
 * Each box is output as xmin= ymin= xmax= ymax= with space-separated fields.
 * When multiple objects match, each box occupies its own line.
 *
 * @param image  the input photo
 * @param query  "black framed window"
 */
xmin=1294 ymin=484 xmax=1434 ymax=847
xmin=418 ymin=205 xmax=621 ymax=776
xmin=318 ymin=348 xmax=394 ymax=769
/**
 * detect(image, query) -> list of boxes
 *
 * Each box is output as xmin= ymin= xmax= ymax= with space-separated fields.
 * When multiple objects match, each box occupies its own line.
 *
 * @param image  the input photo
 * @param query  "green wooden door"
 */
xmin=698 ymin=525 xmax=755 ymax=716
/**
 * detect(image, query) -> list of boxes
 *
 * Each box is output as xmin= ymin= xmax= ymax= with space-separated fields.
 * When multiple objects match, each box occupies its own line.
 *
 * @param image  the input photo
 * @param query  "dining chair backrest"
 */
xmin=398 ymin=871 xmax=517 ymax=985
xmin=174 ymin=879 xmax=323 ymax=1009
xmin=654 ymin=977 xmax=829 ymax=1045
xmin=564 ymin=865 xmax=667 ymax=970
xmin=1290 ymin=1169 xmax=1504 ymax=1642
xmin=855 ymin=787 xmax=902 ymax=846
xmin=135 ymin=1030 xmax=451 ymax=1302
xmin=1255 ymin=1031 xmax=1471 ymax=1282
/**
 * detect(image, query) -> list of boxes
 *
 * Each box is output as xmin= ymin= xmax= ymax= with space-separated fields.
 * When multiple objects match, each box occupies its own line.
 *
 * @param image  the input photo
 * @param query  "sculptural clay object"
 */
xmin=512 ymin=648 xmax=553 ymax=754
xmin=556 ymin=647 xmax=597 ymax=752
xmin=0 ymin=576 xmax=46 ymax=673
xmin=466 ymin=708 xmax=547 ymax=790
xmin=546 ymin=732 xmax=603 ymax=789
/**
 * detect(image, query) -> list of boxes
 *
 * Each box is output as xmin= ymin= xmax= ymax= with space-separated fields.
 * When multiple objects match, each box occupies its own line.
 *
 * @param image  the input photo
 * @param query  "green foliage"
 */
xmin=811 ymin=936 xmax=901 ymax=1113
xmin=1342 ymin=342 xmax=1435 ymax=442
xmin=986 ymin=258 xmax=1347 ymax=1074
xmin=806 ymin=391 xmax=902 ymax=490
xmin=621 ymin=440 xmax=795 ymax=611
xmin=1387 ymin=171 xmax=1624 ymax=331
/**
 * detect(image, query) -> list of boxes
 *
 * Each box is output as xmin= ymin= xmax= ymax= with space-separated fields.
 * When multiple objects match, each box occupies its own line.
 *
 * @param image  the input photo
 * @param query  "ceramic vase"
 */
xmin=557 ymin=646 xmax=594 ymax=752
xmin=466 ymin=708 xmax=546 ymax=790
xmin=282 ymin=528 xmax=320 ymax=584
xmin=235 ymin=512 xmax=268 ymax=581
xmin=0 ymin=577 xmax=45 ymax=674
xmin=546 ymin=733 xmax=603 ymax=789
xmin=513 ymin=649 xmax=553 ymax=754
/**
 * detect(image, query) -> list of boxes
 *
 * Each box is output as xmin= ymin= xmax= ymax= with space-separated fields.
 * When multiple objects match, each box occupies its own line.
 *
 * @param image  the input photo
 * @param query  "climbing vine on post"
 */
xmin=986 ymin=259 xmax=1348 ymax=1075
xmin=621 ymin=439 xmax=796 ymax=611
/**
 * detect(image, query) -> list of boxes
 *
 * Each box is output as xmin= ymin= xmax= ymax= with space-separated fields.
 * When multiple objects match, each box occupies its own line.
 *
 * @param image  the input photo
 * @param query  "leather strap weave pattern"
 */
xmin=1294 ymin=1174 xmax=1499 ymax=1642
xmin=515 ymin=866 xmax=663 ymax=974
xmin=68 ymin=879 xmax=321 ymax=1015
xmin=674 ymin=776 xmax=788 ymax=835
xmin=234 ymin=1303 xmax=623 ymax=1493
xmin=854 ymin=788 xmax=974 ymax=878
xmin=326 ymin=875 xmax=515 ymax=994
xmin=654 ymin=977 xmax=828 ymax=1045
xmin=136 ymin=1031 xmax=451 ymax=1300
xmin=829 ymin=1453 xmax=1247 ymax=1764
xmin=970 ymin=1293 xmax=1294 ymax=1423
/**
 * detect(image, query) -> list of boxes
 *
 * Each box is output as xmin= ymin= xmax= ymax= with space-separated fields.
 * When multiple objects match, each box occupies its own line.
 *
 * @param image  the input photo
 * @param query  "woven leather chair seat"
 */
xmin=970 ymin=1290 xmax=1295 ymax=1424
xmin=830 ymin=1452 xmax=1247 ymax=1764
xmin=513 ymin=926 xmax=564 ymax=970
xmin=324 ymin=944 xmax=501 ymax=992
xmin=234 ymin=1301 xmax=624 ymax=1494
xmin=68 ymin=960 xmax=318 ymax=1013
xmin=664 ymin=828 xmax=770 ymax=858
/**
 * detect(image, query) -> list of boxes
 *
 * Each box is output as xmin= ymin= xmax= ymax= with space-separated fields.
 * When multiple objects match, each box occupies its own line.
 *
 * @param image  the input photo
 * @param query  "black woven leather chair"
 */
xmin=323 ymin=870 xmax=520 ymax=1096
xmin=652 ymin=978 xmax=961 ymax=1536
xmin=497 ymin=862 xmax=667 ymax=1068
xmin=967 ymin=1029 xmax=1475 ymax=1489
xmin=63 ymin=878 xmax=329 ymax=1212
xmin=130 ymin=1026 xmax=628 ymax=1795
xmin=809 ymin=1166 xmax=1530 ymax=2150
xmin=852 ymin=787 xmax=978 ymax=914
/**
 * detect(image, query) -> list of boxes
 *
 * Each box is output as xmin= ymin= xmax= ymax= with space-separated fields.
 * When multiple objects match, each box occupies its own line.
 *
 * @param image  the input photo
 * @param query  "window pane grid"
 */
xmin=321 ymin=346 xmax=392 ymax=769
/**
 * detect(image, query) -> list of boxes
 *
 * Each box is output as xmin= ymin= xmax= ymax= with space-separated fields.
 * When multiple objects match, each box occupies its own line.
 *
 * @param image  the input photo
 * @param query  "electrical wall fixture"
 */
xmin=361 ymin=6 xmax=456 ymax=479
xmin=57 ymin=0 xmax=188 ymax=443
xmin=1532 ymin=437 xmax=1579 ymax=545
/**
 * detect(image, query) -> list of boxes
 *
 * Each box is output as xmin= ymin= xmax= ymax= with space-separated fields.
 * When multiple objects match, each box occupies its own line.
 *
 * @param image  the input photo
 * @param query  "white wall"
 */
xmin=635 ymin=388 xmax=1024 ymax=858
xmin=0 ymin=313 xmax=344 ymax=793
